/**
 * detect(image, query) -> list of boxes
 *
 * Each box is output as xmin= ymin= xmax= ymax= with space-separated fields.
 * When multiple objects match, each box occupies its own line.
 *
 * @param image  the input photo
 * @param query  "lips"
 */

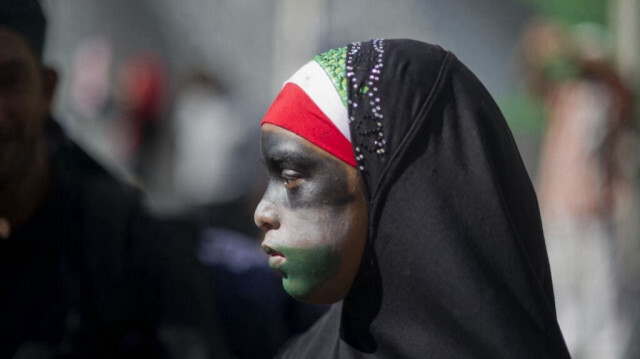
xmin=262 ymin=243 xmax=286 ymax=269
xmin=262 ymin=243 xmax=279 ymax=256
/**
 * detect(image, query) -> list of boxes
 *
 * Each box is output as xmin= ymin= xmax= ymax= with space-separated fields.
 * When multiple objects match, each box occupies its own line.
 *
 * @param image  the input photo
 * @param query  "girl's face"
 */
xmin=254 ymin=124 xmax=368 ymax=304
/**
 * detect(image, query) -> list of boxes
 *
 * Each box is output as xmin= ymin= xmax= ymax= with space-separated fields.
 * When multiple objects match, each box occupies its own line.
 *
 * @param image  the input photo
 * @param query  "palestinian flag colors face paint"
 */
xmin=256 ymin=47 xmax=369 ymax=305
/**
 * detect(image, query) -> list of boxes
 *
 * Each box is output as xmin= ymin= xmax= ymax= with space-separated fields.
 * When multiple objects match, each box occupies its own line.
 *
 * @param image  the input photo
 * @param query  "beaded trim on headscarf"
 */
xmin=313 ymin=46 xmax=348 ymax=107
xmin=347 ymin=39 xmax=387 ymax=172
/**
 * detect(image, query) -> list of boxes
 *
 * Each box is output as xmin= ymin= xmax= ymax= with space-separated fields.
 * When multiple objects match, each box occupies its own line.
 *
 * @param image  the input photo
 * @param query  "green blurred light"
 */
xmin=515 ymin=0 xmax=608 ymax=25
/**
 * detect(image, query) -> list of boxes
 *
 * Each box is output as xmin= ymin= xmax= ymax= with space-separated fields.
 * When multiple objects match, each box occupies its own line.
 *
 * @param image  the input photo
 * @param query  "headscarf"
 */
xmin=0 ymin=0 xmax=46 ymax=60
xmin=270 ymin=39 xmax=570 ymax=358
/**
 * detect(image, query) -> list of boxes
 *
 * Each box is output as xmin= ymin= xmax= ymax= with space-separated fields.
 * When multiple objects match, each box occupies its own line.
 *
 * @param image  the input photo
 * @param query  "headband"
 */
xmin=261 ymin=47 xmax=355 ymax=167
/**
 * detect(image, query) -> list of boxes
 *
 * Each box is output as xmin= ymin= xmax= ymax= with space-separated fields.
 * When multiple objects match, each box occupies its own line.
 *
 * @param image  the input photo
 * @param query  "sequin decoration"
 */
xmin=314 ymin=46 xmax=348 ymax=107
xmin=346 ymin=39 xmax=386 ymax=171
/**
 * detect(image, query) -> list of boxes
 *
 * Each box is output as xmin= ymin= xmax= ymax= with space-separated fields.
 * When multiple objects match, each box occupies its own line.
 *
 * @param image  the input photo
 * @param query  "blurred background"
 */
xmin=38 ymin=0 xmax=638 ymax=358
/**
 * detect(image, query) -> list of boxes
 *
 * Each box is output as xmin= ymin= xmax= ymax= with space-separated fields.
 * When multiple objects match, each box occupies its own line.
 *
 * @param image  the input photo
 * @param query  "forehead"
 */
xmin=261 ymin=124 xmax=331 ymax=162
xmin=0 ymin=27 xmax=38 ymax=66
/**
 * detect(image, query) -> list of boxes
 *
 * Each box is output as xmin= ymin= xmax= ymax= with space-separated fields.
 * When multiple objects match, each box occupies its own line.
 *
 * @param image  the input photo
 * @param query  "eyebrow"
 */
xmin=260 ymin=128 xmax=326 ymax=170
xmin=265 ymin=147 xmax=316 ymax=167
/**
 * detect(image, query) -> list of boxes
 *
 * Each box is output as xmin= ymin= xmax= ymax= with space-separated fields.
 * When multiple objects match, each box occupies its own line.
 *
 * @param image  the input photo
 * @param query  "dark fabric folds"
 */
xmin=278 ymin=39 xmax=570 ymax=358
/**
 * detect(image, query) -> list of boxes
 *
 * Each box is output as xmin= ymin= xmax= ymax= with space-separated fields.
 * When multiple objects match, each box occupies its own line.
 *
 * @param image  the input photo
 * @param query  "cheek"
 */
xmin=276 ymin=202 xmax=367 ymax=303
xmin=280 ymin=205 xmax=353 ymax=248
xmin=277 ymin=207 xmax=351 ymax=300
xmin=280 ymin=243 xmax=340 ymax=300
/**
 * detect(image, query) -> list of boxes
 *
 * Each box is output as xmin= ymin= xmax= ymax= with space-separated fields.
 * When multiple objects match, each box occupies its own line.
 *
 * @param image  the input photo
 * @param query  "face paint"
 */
xmin=255 ymin=124 xmax=369 ymax=304
xmin=272 ymin=244 xmax=340 ymax=299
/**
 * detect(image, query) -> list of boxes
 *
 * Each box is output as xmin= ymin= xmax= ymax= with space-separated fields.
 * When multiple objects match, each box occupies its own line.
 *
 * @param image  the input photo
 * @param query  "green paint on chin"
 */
xmin=274 ymin=244 xmax=341 ymax=300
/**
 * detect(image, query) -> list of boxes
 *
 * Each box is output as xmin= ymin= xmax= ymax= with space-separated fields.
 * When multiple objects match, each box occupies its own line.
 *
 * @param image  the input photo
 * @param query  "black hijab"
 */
xmin=277 ymin=39 xmax=570 ymax=358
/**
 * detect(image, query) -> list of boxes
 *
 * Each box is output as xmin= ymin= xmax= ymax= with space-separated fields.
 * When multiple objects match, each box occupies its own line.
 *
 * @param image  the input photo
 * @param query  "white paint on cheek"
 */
xmin=280 ymin=205 xmax=351 ymax=252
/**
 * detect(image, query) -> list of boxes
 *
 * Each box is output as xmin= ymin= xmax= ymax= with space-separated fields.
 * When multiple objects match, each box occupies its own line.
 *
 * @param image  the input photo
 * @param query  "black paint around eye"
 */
xmin=261 ymin=129 xmax=357 ymax=209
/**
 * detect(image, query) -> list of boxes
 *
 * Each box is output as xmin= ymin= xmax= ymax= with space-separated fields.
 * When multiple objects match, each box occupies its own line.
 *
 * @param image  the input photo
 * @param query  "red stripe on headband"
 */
xmin=262 ymin=83 xmax=356 ymax=167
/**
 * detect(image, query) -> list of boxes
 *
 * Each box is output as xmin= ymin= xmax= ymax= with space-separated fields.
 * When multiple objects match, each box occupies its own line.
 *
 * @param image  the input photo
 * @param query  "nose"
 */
xmin=254 ymin=197 xmax=280 ymax=231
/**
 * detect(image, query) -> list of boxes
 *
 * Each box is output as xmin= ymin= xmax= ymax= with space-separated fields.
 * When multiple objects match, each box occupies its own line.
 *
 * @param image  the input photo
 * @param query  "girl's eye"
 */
xmin=281 ymin=169 xmax=302 ymax=189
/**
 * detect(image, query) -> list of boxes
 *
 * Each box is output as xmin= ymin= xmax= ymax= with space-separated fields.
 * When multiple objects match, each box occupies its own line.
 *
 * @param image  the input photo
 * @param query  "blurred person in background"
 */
xmin=115 ymin=52 xmax=166 ymax=177
xmin=172 ymin=69 xmax=256 ymax=236
xmin=519 ymin=18 xmax=638 ymax=359
xmin=0 ymin=1 xmax=230 ymax=357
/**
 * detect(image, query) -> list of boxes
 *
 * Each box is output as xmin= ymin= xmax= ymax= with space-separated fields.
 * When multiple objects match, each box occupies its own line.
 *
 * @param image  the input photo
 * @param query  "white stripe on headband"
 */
xmin=284 ymin=60 xmax=351 ymax=143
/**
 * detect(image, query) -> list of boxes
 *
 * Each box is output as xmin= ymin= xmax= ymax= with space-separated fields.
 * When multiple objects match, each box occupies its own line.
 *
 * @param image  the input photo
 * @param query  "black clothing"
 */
xmin=0 ymin=120 xmax=229 ymax=358
xmin=278 ymin=39 xmax=570 ymax=358
xmin=198 ymin=228 xmax=328 ymax=359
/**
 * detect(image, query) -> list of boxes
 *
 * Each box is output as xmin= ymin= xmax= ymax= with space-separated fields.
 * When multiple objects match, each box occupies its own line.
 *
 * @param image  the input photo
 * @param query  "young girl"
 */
xmin=255 ymin=39 xmax=570 ymax=358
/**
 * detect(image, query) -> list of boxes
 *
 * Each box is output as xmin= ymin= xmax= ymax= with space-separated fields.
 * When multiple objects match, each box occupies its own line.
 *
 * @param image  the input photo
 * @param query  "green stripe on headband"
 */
xmin=313 ymin=46 xmax=348 ymax=107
